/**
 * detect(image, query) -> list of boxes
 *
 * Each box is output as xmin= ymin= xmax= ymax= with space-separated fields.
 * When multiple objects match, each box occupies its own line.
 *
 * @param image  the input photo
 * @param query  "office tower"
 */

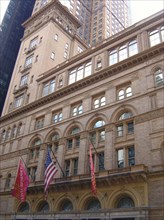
xmin=32 ymin=0 xmax=129 ymax=45
xmin=0 ymin=0 xmax=164 ymax=219
xmin=0 ymin=0 xmax=35 ymax=115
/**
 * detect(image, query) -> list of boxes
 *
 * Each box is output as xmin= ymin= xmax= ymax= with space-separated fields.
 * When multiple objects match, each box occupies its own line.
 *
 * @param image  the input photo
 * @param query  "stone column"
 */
xmin=104 ymin=124 xmax=114 ymax=170
xmin=78 ymin=131 xmax=88 ymax=174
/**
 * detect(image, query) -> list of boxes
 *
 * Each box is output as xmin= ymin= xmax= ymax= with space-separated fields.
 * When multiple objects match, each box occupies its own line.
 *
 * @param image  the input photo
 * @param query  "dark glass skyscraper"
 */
xmin=0 ymin=0 xmax=35 ymax=115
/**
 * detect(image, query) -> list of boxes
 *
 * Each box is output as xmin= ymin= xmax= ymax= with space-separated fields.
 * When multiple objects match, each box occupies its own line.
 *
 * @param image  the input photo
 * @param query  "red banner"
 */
xmin=12 ymin=159 xmax=30 ymax=202
xmin=89 ymin=144 xmax=97 ymax=195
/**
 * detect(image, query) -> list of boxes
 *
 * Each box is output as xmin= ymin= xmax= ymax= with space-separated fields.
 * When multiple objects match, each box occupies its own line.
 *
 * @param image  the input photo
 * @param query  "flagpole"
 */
xmin=47 ymin=144 xmax=65 ymax=177
xmin=20 ymin=156 xmax=35 ymax=182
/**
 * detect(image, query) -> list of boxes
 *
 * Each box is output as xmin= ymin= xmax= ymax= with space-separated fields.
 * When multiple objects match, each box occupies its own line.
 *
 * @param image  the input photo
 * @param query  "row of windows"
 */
xmin=26 ymin=112 xmax=135 ymax=180
xmin=1 ymin=123 xmax=23 ymax=141
xmin=14 ymin=65 xmax=163 ymax=112
xmin=9 ymin=196 xmax=135 ymax=213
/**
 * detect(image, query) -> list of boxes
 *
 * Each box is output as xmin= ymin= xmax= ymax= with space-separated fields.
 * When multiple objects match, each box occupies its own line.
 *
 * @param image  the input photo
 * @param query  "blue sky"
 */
xmin=0 ymin=0 xmax=163 ymax=24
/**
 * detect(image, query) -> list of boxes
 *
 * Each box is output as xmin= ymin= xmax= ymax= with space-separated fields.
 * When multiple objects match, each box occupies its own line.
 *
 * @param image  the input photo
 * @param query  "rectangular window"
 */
xmin=68 ymin=61 xmax=92 ymax=84
xmin=20 ymin=74 xmax=28 ymax=87
xmin=14 ymin=95 xmax=24 ymax=108
xmin=73 ymin=158 xmax=78 ymax=175
xmin=42 ymin=79 xmax=55 ymax=97
xmin=65 ymin=160 xmax=70 ymax=176
xmin=29 ymin=37 xmax=38 ymax=49
xmin=109 ymin=50 xmax=118 ymax=65
xmin=117 ymin=125 xmax=123 ymax=136
xmin=35 ymin=117 xmax=44 ymax=130
xmin=117 ymin=149 xmax=124 ymax=168
xmin=24 ymin=55 xmax=33 ymax=68
xmin=127 ymin=122 xmax=134 ymax=134
xmin=54 ymin=34 xmax=58 ymax=41
xmin=99 ymin=152 xmax=104 ymax=171
xmin=128 ymin=146 xmax=135 ymax=166
xmin=51 ymin=52 xmax=55 ymax=60
xmin=67 ymin=139 xmax=73 ymax=149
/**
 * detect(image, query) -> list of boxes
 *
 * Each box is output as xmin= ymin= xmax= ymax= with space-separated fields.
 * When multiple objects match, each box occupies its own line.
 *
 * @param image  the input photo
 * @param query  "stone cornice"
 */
xmin=0 ymin=43 xmax=163 ymax=123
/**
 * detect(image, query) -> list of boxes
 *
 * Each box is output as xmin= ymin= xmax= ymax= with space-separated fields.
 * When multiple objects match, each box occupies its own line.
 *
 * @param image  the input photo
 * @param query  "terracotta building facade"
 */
xmin=0 ymin=0 xmax=163 ymax=219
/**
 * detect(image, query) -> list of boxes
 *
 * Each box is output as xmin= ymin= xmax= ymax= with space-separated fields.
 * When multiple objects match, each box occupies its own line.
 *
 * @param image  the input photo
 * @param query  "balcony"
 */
xmin=20 ymin=64 xmax=32 ymax=73
xmin=27 ymin=164 xmax=148 ymax=193
xmin=25 ymin=45 xmax=37 ymax=54
xmin=13 ymin=84 xmax=28 ymax=94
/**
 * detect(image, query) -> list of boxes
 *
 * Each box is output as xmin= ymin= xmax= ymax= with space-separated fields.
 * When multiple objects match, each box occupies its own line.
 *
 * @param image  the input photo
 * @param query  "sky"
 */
xmin=0 ymin=0 xmax=163 ymax=24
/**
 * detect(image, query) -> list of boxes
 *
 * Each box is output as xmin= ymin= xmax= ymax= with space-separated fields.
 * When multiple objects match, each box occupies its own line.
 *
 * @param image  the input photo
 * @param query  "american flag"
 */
xmin=44 ymin=150 xmax=58 ymax=193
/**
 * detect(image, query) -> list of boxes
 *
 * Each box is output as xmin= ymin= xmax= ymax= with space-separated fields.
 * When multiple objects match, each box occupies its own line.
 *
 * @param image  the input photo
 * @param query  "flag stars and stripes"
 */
xmin=44 ymin=150 xmax=58 ymax=193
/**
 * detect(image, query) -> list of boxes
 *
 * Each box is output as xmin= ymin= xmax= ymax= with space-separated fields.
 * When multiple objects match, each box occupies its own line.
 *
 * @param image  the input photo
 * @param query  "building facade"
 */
xmin=32 ymin=0 xmax=129 ymax=45
xmin=0 ymin=0 xmax=164 ymax=219
xmin=0 ymin=0 xmax=35 ymax=115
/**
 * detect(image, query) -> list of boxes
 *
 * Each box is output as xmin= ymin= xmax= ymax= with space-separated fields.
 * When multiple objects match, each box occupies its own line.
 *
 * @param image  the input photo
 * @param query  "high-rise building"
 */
xmin=32 ymin=0 xmax=129 ymax=45
xmin=0 ymin=0 xmax=35 ymax=115
xmin=0 ymin=0 xmax=164 ymax=219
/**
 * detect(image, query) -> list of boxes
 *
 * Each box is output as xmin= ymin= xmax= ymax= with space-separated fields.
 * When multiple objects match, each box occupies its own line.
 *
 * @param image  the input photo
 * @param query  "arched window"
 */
xmin=93 ymin=120 xmax=105 ymax=128
xmin=29 ymin=138 xmax=41 ymax=160
xmin=37 ymin=201 xmax=49 ymax=212
xmin=93 ymin=96 xmax=106 ymax=109
xmin=89 ymin=120 xmax=105 ymax=171
xmin=5 ymin=173 xmax=11 ymax=188
xmin=86 ymin=198 xmax=101 ymax=210
xmin=118 ymin=86 xmax=132 ymax=100
xmin=72 ymin=104 xmax=83 ymax=116
xmin=18 ymin=202 xmax=29 ymax=212
xmin=117 ymin=197 xmax=135 ymax=208
xmin=60 ymin=200 xmax=73 ymax=211
xmin=116 ymin=111 xmax=135 ymax=168
xmin=48 ymin=132 xmax=60 ymax=153
xmin=67 ymin=127 xmax=80 ymax=150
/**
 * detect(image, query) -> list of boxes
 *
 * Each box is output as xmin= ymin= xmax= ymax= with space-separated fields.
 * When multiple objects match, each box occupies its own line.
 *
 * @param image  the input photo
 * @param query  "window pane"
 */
xmin=99 ymin=130 xmax=105 ymax=141
xmin=127 ymin=122 xmax=134 ymax=134
xmin=58 ymin=112 xmax=62 ymax=121
xmin=73 ymin=158 xmax=78 ymax=175
xmin=128 ymin=146 xmax=135 ymax=166
xmin=155 ymin=69 xmax=164 ymax=86
xmin=65 ymin=161 xmax=70 ymax=176
xmin=117 ymin=125 xmax=123 ymax=136
xmin=126 ymin=87 xmax=132 ymax=97
xmin=67 ymin=139 xmax=73 ymax=149
xmin=84 ymin=62 xmax=92 ymax=77
xmin=94 ymin=120 xmax=105 ymax=128
xmin=69 ymin=71 xmax=76 ymax=84
xmin=119 ymin=112 xmax=133 ymax=120
xmin=149 ymin=30 xmax=160 ymax=46
xmin=72 ymin=107 xmax=77 ymax=116
xmin=94 ymin=99 xmax=99 ymax=108
xmin=109 ymin=50 xmax=118 ymax=65
xmin=129 ymin=40 xmax=138 ymax=56
xmin=118 ymin=90 xmax=124 ymax=100
xmin=117 ymin=149 xmax=124 ymax=168
xmin=99 ymin=152 xmax=104 ymax=170
xmin=100 ymin=96 xmax=106 ymax=106
xmin=119 ymin=45 xmax=127 ymax=61
xmin=161 ymin=26 xmax=164 ymax=41
xmin=76 ymin=66 xmax=84 ymax=81
xmin=78 ymin=105 xmax=83 ymax=114
xmin=49 ymin=80 xmax=55 ymax=94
